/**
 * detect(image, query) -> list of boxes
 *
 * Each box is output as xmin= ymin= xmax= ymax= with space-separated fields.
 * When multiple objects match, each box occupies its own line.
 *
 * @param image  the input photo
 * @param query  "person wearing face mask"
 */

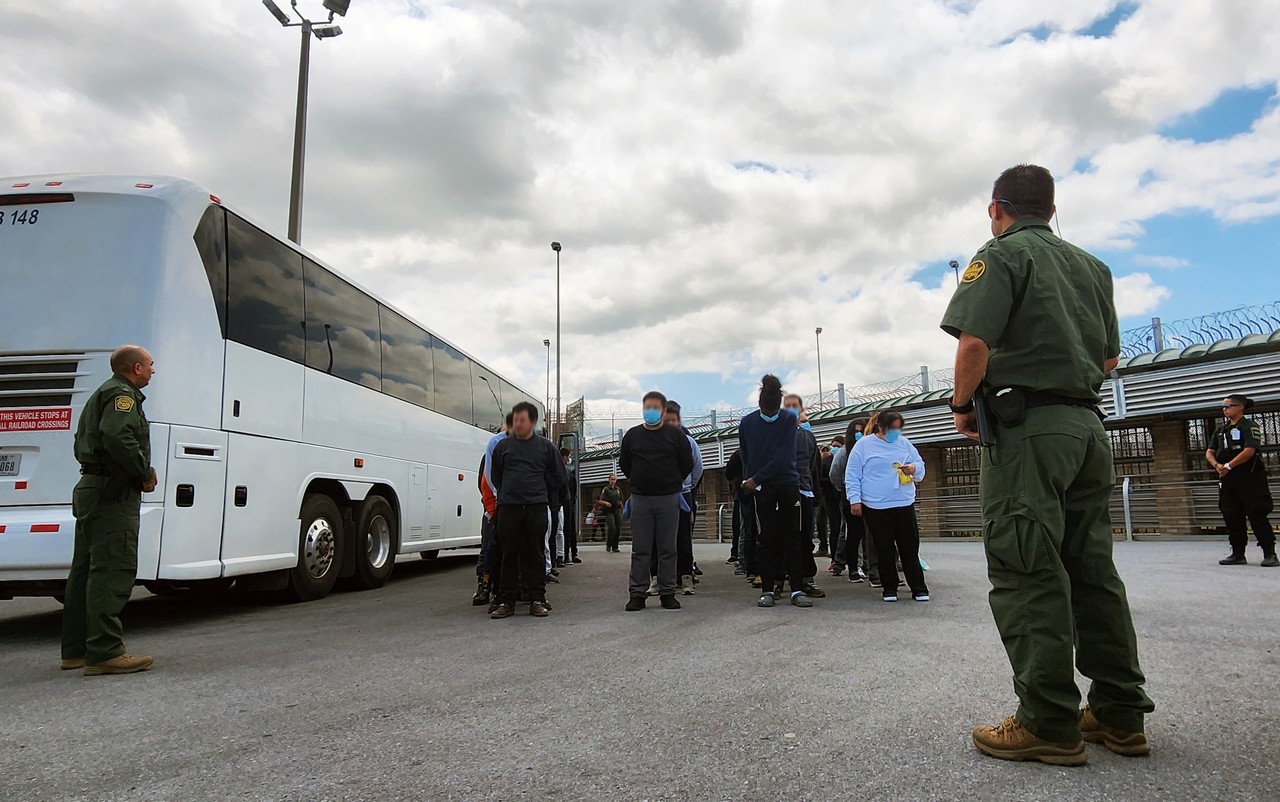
xmin=783 ymin=394 xmax=825 ymax=599
xmin=738 ymin=375 xmax=811 ymax=608
xmin=661 ymin=401 xmax=704 ymax=595
xmin=1208 ymin=394 xmax=1277 ymax=567
xmin=830 ymin=418 xmax=876 ymax=584
xmin=820 ymin=437 xmax=844 ymax=572
xmin=620 ymin=391 xmax=695 ymax=612
xmin=846 ymin=410 xmax=928 ymax=603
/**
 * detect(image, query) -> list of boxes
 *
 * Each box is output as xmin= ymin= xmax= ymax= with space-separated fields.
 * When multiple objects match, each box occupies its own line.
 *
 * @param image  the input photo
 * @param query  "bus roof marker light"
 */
xmin=354 ymin=458 xmax=364 ymax=468
xmin=12 ymin=183 xmax=29 ymax=188
xmin=210 ymin=194 xmax=221 ymax=204
xmin=262 ymin=0 xmax=292 ymax=26
xmin=45 ymin=181 xmax=62 ymax=187
xmin=135 ymin=183 xmax=154 ymax=189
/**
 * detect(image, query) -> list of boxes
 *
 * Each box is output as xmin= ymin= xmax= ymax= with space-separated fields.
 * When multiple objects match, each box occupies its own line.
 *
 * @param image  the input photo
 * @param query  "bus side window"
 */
xmin=430 ymin=337 xmax=474 ymax=425
xmin=226 ymin=213 xmax=306 ymax=364
xmin=380 ymin=306 xmax=434 ymax=410
xmin=303 ymin=260 xmax=381 ymax=390
xmin=471 ymin=364 xmax=504 ymax=433
xmin=194 ymin=205 xmax=227 ymax=335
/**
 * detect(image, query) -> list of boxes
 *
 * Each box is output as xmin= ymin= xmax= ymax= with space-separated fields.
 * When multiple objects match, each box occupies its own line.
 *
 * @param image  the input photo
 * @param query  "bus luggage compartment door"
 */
xmin=156 ymin=426 xmax=227 ymax=581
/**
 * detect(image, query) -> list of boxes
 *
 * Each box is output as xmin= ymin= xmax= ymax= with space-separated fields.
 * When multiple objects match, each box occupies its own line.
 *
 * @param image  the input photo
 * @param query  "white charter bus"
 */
xmin=0 ymin=174 xmax=539 ymax=601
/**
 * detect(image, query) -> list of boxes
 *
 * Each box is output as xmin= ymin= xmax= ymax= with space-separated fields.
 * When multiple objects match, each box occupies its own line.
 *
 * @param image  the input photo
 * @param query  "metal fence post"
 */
xmin=1122 ymin=476 xmax=1134 ymax=541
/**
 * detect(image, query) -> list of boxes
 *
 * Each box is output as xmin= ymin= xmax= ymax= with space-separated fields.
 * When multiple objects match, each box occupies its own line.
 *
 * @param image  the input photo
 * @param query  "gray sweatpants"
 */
xmin=629 ymin=493 xmax=680 ymax=596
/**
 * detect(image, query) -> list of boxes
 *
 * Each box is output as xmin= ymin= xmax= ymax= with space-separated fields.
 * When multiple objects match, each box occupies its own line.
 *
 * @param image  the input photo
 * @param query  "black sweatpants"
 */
xmin=862 ymin=504 xmax=926 ymax=598
xmin=799 ymin=495 xmax=818 ymax=580
xmin=563 ymin=502 xmax=579 ymax=558
xmin=496 ymin=503 xmax=550 ymax=605
xmin=754 ymin=485 xmax=803 ymax=593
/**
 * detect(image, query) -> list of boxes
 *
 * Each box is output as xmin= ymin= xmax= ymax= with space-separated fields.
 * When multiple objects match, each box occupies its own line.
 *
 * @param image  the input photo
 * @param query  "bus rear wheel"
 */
xmin=289 ymin=494 xmax=345 ymax=602
xmin=349 ymin=495 xmax=397 ymax=590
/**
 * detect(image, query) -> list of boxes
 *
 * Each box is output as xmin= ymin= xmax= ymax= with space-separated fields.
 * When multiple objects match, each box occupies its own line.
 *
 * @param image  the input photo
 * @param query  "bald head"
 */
xmin=110 ymin=345 xmax=155 ymax=388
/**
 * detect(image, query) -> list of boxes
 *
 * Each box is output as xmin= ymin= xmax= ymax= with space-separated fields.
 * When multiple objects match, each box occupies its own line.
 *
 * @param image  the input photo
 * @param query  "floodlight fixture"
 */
xmin=323 ymin=0 xmax=352 ymax=17
xmin=313 ymin=24 xmax=343 ymax=38
xmin=263 ymin=0 xmax=292 ymax=26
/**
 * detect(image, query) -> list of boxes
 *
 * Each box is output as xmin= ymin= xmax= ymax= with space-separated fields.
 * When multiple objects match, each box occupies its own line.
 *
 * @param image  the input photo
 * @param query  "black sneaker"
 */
xmin=490 ymin=603 xmax=515 ymax=619
xmin=660 ymin=594 xmax=681 ymax=610
xmin=913 ymin=592 xmax=930 ymax=602
xmin=733 ymin=566 xmax=747 ymax=575
xmin=572 ymin=556 xmax=583 ymax=564
xmin=848 ymin=573 xmax=864 ymax=583
xmin=471 ymin=582 xmax=490 ymax=606
xmin=726 ymin=557 xmax=739 ymax=564
xmin=1219 ymin=554 xmax=1247 ymax=566
xmin=869 ymin=578 xmax=882 ymax=588
xmin=487 ymin=601 xmax=500 ymax=615
xmin=530 ymin=600 xmax=550 ymax=617
xmin=546 ymin=573 xmax=561 ymax=584
xmin=625 ymin=595 xmax=646 ymax=612
xmin=801 ymin=584 xmax=826 ymax=598
xmin=1262 ymin=553 xmax=1279 ymax=568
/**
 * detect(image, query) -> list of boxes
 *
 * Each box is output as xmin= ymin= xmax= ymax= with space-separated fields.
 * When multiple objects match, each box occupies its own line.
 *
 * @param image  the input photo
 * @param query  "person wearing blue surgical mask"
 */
xmin=619 ymin=390 xmax=695 ymax=612
xmin=783 ymin=394 xmax=825 ymax=599
xmin=846 ymin=409 xmax=929 ymax=603
xmin=830 ymin=417 xmax=877 ymax=583
xmin=737 ymin=375 xmax=813 ymax=609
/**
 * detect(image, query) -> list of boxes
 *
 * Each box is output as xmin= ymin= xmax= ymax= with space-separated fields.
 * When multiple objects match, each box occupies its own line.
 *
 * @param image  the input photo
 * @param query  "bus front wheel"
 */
xmin=350 ymin=495 xmax=397 ymax=590
xmin=289 ymin=494 xmax=345 ymax=602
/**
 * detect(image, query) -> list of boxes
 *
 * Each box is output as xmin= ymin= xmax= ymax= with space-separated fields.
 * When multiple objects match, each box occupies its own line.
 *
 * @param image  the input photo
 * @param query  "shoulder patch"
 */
xmin=113 ymin=395 xmax=135 ymax=413
xmin=961 ymin=260 xmax=986 ymax=283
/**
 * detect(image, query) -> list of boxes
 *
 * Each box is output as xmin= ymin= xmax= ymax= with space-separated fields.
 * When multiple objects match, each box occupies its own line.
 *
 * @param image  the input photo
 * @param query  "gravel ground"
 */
xmin=0 ymin=539 xmax=1276 ymax=802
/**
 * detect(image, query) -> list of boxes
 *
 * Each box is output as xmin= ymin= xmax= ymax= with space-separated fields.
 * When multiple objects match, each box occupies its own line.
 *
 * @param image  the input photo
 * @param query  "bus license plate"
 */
xmin=0 ymin=453 xmax=20 ymax=476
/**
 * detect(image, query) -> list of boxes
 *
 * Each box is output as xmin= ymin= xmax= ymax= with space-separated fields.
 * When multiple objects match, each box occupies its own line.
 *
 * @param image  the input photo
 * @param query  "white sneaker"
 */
xmin=913 ymin=593 xmax=930 ymax=602
xmin=647 ymin=577 xmax=659 ymax=596
xmin=680 ymin=575 xmax=696 ymax=595
xmin=882 ymin=595 xmax=898 ymax=603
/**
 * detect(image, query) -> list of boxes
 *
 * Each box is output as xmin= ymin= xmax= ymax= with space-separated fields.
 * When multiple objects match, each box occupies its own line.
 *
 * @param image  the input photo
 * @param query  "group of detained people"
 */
xmin=469 ymin=373 xmax=932 ymax=618
xmin=726 ymin=374 xmax=930 ymax=608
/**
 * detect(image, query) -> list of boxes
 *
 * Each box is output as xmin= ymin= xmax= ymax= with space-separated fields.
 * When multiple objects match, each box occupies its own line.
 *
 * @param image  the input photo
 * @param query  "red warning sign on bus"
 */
xmin=0 ymin=408 xmax=72 ymax=432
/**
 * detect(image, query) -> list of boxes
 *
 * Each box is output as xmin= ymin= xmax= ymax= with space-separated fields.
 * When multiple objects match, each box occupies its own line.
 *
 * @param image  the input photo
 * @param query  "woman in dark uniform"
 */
xmin=1206 ymin=394 xmax=1278 ymax=567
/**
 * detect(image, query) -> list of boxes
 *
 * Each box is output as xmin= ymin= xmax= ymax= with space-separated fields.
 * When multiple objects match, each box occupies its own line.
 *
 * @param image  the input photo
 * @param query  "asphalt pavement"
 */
xmin=1 ymin=539 xmax=1276 ymax=802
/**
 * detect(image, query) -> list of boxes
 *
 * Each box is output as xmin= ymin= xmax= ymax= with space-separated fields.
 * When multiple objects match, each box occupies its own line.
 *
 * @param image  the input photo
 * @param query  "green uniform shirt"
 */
xmin=1213 ymin=417 xmax=1265 ymax=473
xmin=600 ymin=485 xmax=623 ymax=512
xmin=940 ymin=217 xmax=1120 ymax=403
xmin=73 ymin=374 xmax=151 ymax=484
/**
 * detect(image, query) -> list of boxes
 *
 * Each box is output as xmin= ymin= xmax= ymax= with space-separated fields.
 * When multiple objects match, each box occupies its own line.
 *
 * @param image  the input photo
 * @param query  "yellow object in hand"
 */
xmin=892 ymin=462 xmax=912 ymax=485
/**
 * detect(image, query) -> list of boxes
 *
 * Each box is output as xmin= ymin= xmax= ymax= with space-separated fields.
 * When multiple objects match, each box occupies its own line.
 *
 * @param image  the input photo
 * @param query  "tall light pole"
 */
xmin=949 ymin=260 xmax=960 ymax=286
xmin=262 ymin=0 xmax=350 ymax=245
xmin=815 ymin=326 xmax=824 ymax=409
xmin=551 ymin=242 xmax=562 ymax=435
xmin=543 ymin=338 xmax=551 ymax=420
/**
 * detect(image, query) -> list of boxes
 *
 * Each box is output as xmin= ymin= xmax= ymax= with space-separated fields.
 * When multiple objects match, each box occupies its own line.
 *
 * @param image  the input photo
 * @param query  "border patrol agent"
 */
xmin=941 ymin=165 xmax=1154 ymax=766
xmin=1207 ymin=394 xmax=1277 ymax=567
xmin=60 ymin=345 xmax=157 ymax=676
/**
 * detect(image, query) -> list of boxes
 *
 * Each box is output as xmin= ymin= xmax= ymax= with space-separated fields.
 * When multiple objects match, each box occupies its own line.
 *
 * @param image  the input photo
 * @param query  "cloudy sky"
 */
xmin=4 ymin=0 xmax=1279 ymax=439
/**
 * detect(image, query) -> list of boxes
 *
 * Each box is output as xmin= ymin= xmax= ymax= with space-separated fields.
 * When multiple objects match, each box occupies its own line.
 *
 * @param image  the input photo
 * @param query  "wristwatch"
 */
xmin=949 ymin=397 xmax=975 ymax=414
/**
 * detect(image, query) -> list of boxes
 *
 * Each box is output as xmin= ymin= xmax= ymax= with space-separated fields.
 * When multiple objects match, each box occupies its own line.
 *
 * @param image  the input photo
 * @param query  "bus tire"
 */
xmin=350 ymin=495 xmax=397 ymax=590
xmin=419 ymin=549 xmax=440 ymax=561
xmin=289 ymin=494 xmax=345 ymax=602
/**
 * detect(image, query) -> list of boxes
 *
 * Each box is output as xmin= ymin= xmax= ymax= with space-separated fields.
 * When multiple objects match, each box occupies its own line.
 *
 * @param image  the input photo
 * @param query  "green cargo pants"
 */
xmin=980 ymin=404 xmax=1154 ymax=742
xmin=61 ymin=475 xmax=141 ymax=664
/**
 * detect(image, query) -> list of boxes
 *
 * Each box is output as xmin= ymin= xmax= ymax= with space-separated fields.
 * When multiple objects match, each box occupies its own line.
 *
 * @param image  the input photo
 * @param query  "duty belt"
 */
xmin=79 ymin=464 xmax=112 ymax=476
xmin=1022 ymin=390 xmax=1104 ymax=420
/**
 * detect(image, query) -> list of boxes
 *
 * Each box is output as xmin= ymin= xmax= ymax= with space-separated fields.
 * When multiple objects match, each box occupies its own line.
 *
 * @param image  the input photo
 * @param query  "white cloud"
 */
xmin=1113 ymin=273 xmax=1173 ymax=317
xmin=1132 ymin=255 xmax=1191 ymax=269
xmin=2 ymin=0 xmax=1278 ymax=409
